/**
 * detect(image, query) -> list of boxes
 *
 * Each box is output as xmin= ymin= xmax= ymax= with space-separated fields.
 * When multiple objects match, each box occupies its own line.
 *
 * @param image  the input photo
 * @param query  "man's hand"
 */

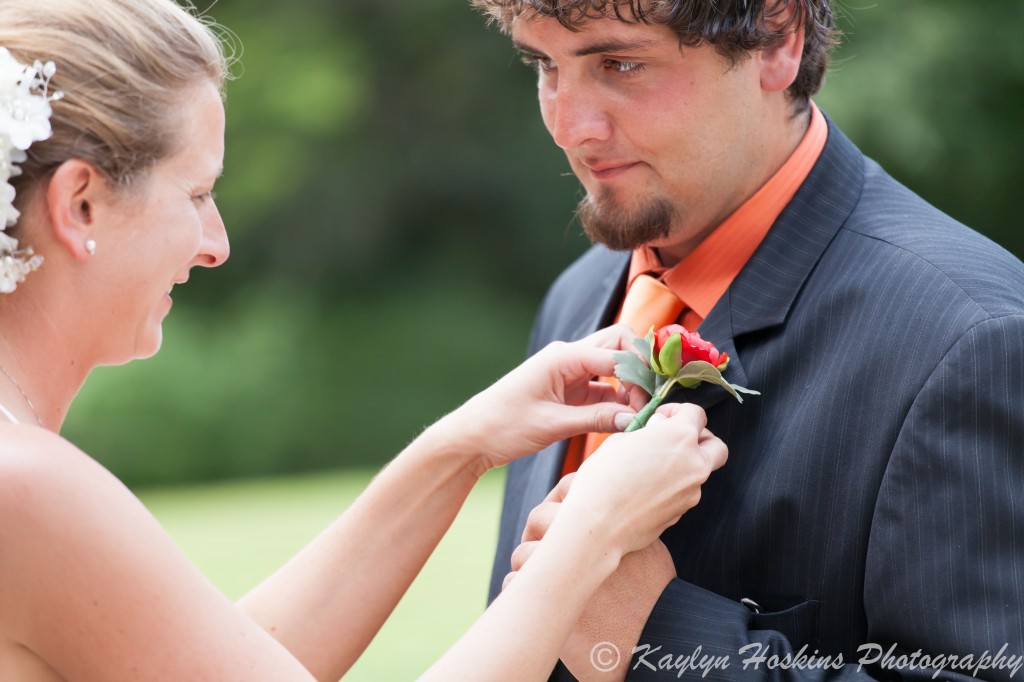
xmin=560 ymin=540 xmax=675 ymax=681
xmin=507 ymin=499 xmax=675 ymax=682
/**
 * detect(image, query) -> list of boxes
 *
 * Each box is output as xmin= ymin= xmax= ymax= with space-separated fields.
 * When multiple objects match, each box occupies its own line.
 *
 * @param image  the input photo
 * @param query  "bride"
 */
xmin=0 ymin=0 xmax=726 ymax=680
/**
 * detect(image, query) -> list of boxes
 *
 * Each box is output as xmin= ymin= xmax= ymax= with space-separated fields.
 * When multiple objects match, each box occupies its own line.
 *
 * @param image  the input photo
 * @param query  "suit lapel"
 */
xmin=557 ymin=249 xmax=632 ymax=343
xmin=687 ymin=289 xmax=749 ymax=411
xmin=686 ymin=118 xmax=866 ymax=411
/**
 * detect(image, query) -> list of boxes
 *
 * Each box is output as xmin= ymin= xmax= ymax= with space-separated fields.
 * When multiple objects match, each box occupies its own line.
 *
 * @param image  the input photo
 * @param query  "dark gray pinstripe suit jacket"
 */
xmin=489 ymin=120 xmax=1024 ymax=680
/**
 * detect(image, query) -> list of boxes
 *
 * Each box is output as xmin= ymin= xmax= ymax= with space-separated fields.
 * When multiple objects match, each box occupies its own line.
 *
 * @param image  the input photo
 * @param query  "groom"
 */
xmin=473 ymin=1 xmax=1024 ymax=680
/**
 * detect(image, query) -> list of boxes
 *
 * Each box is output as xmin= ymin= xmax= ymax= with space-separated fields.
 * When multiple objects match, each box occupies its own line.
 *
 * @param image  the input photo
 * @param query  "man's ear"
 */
xmin=45 ymin=159 xmax=108 ymax=260
xmin=758 ymin=4 xmax=805 ymax=93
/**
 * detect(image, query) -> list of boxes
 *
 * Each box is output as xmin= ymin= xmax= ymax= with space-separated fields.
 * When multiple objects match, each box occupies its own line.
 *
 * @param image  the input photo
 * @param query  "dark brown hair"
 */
xmin=471 ymin=0 xmax=840 ymax=111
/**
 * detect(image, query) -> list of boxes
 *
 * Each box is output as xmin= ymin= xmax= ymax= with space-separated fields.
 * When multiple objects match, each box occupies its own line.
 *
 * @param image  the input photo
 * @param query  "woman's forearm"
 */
xmin=236 ymin=414 xmax=487 ymax=681
xmin=418 ymin=508 xmax=621 ymax=681
xmin=233 ymin=327 xmax=643 ymax=680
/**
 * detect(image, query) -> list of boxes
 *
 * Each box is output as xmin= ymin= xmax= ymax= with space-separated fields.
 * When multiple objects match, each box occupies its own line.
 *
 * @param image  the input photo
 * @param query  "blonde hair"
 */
xmin=0 ymin=0 xmax=232 ymax=202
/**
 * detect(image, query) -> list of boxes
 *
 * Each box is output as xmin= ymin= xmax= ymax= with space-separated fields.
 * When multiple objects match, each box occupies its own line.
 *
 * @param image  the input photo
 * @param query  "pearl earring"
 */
xmin=85 ymin=239 xmax=96 ymax=255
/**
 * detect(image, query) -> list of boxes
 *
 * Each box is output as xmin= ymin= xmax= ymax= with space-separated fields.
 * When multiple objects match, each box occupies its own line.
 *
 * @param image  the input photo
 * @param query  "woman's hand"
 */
xmin=505 ymin=402 xmax=727 ymax=587
xmin=570 ymin=402 xmax=727 ymax=553
xmin=444 ymin=325 xmax=639 ymax=470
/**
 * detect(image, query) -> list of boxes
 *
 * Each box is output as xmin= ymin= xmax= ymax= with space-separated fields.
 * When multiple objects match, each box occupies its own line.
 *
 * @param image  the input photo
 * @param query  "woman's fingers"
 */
xmin=563 ymin=402 xmax=731 ymax=555
xmin=646 ymin=401 xmax=708 ymax=431
xmin=577 ymin=323 xmax=636 ymax=351
xmin=626 ymin=384 xmax=650 ymax=412
xmin=698 ymin=431 xmax=729 ymax=472
xmin=553 ymin=324 xmax=639 ymax=384
xmin=577 ymin=381 xmax=622 ymax=407
xmin=554 ymin=346 xmax=620 ymax=385
xmin=555 ymin=402 xmax=636 ymax=436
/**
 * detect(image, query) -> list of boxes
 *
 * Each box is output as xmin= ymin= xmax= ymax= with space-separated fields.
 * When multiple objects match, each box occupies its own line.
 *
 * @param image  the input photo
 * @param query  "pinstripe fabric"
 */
xmin=489 ymin=120 xmax=1024 ymax=680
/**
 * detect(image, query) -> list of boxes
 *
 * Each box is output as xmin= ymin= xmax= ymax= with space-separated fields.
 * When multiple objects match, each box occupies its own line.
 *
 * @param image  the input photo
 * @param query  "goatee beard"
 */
xmin=576 ymin=188 xmax=676 ymax=251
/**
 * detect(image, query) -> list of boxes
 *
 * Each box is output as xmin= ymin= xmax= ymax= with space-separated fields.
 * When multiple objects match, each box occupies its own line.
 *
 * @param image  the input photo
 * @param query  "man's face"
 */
xmin=512 ymin=15 xmax=778 ymax=259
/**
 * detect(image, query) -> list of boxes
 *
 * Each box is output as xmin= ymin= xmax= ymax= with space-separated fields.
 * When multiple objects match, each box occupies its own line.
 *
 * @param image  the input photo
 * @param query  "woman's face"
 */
xmin=95 ymin=81 xmax=228 ymax=363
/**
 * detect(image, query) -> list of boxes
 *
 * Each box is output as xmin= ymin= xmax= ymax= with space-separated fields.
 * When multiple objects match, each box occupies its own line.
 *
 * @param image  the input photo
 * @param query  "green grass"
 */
xmin=138 ymin=467 xmax=505 ymax=681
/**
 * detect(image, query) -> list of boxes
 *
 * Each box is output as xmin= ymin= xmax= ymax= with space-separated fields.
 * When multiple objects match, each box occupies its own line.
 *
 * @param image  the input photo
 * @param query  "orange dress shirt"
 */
xmin=562 ymin=103 xmax=829 ymax=476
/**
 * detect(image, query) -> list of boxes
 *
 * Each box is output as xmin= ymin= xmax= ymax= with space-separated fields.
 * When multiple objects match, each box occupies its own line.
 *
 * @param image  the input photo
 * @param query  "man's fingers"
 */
xmin=510 ymin=540 xmax=540 ymax=572
xmin=522 ymin=502 xmax=558 ymax=543
xmin=545 ymin=473 xmax=574 ymax=503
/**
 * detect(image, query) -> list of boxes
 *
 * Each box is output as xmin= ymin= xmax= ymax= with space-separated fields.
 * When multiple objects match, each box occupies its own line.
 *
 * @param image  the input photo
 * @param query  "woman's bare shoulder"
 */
xmin=0 ymin=423 xmax=124 ymax=516
xmin=0 ymin=424 xmax=143 ymax=631
xmin=0 ymin=424 xmax=314 ymax=680
xmin=0 ymin=424 xmax=135 ymax=535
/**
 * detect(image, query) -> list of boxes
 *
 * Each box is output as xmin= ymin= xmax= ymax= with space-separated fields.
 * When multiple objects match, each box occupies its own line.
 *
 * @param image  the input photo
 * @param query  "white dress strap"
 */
xmin=0 ymin=402 xmax=20 ymax=424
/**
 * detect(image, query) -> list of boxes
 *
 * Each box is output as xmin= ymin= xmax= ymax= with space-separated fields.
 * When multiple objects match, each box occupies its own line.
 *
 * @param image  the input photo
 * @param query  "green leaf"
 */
xmin=632 ymin=335 xmax=652 ymax=360
xmin=613 ymin=349 xmax=656 ymax=396
xmin=658 ymin=332 xmax=683 ymax=376
xmin=646 ymin=328 xmax=662 ymax=373
xmin=669 ymin=361 xmax=762 ymax=404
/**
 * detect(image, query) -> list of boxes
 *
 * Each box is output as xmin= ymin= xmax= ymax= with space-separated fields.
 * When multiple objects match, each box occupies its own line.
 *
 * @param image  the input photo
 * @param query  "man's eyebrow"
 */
xmin=512 ymin=40 xmax=544 ymax=57
xmin=512 ymin=37 xmax=659 ymax=58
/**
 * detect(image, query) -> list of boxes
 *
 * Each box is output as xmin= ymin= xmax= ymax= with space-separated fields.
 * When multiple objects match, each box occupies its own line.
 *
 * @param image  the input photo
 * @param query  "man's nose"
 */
xmin=544 ymin=79 xmax=612 ymax=150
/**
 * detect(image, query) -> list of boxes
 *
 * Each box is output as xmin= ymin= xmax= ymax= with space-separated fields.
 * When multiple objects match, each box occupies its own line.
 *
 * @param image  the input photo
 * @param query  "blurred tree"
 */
xmin=199 ymin=0 xmax=1024 ymax=305
xmin=818 ymin=0 xmax=1024 ymax=257
xmin=64 ymin=0 xmax=1024 ymax=485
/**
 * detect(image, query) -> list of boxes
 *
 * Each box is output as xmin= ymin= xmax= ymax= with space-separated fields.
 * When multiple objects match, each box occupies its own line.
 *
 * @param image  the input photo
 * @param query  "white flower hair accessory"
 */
xmin=0 ymin=46 xmax=62 ymax=294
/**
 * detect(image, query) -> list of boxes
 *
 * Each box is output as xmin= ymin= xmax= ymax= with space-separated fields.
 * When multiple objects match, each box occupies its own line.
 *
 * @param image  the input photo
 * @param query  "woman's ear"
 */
xmin=758 ymin=5 xmax=805 ymax=94
xmin=45 ymin=159 xmax=109 ymax=261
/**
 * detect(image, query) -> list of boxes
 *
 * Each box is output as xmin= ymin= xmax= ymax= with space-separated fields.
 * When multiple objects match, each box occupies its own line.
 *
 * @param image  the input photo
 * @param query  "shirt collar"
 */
xmin=627 ymin=102 xmax=829 ymax=321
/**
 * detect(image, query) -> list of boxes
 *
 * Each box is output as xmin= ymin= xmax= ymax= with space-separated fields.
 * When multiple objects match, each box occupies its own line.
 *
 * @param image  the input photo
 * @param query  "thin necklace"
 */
xmin=0 ymin=363 xmax=41 ymax=426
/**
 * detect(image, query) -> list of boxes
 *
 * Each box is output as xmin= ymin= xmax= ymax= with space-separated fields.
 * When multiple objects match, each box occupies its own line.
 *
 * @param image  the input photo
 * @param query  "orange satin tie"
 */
xmin=561 ymin=274 xmax=686 ymax=476
xmin=617 ymin=274 xmax=687 ymax=337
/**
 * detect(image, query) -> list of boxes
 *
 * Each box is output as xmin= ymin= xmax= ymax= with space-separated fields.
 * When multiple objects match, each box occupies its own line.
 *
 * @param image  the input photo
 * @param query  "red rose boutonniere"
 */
xmin=613 ymin=324 xmax=760 ymax=431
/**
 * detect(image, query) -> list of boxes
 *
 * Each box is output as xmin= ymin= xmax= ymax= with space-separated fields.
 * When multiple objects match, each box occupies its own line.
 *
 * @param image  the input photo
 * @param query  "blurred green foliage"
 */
xmin=63 ymin=0 xmax=1024 ymax=486
xmin=817 ymin=0 xmax=1024 ymax=257
xmin=141 ymin=468 xmax=504 ymax=679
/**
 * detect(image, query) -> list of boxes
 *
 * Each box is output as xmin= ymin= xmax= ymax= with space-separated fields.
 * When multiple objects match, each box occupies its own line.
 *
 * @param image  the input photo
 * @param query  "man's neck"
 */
xmin=654 ymin=106 xmax=813 ymax=268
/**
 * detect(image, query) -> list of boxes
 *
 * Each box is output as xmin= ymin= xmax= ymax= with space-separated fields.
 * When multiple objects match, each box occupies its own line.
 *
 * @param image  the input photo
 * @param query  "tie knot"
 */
xmin=617 ymin=273 xmax=686 ymax=336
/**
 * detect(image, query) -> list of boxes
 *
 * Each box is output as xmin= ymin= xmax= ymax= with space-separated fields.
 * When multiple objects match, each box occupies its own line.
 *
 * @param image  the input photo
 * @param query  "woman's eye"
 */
xmin=606 ymin=60 xmax=645 ymax=74
xmin=193 ymin=191 xmax=217 ymax=205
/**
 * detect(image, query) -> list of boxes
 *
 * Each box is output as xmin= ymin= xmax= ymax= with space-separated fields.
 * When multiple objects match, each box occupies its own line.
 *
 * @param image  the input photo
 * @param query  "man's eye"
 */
xmin=606 ymin=60 xmax=645 ymax=74
xmin=193 ymin=191 xmax=217 ymax=205
xmin=519 ymin=54 xmax=554 ymax=73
